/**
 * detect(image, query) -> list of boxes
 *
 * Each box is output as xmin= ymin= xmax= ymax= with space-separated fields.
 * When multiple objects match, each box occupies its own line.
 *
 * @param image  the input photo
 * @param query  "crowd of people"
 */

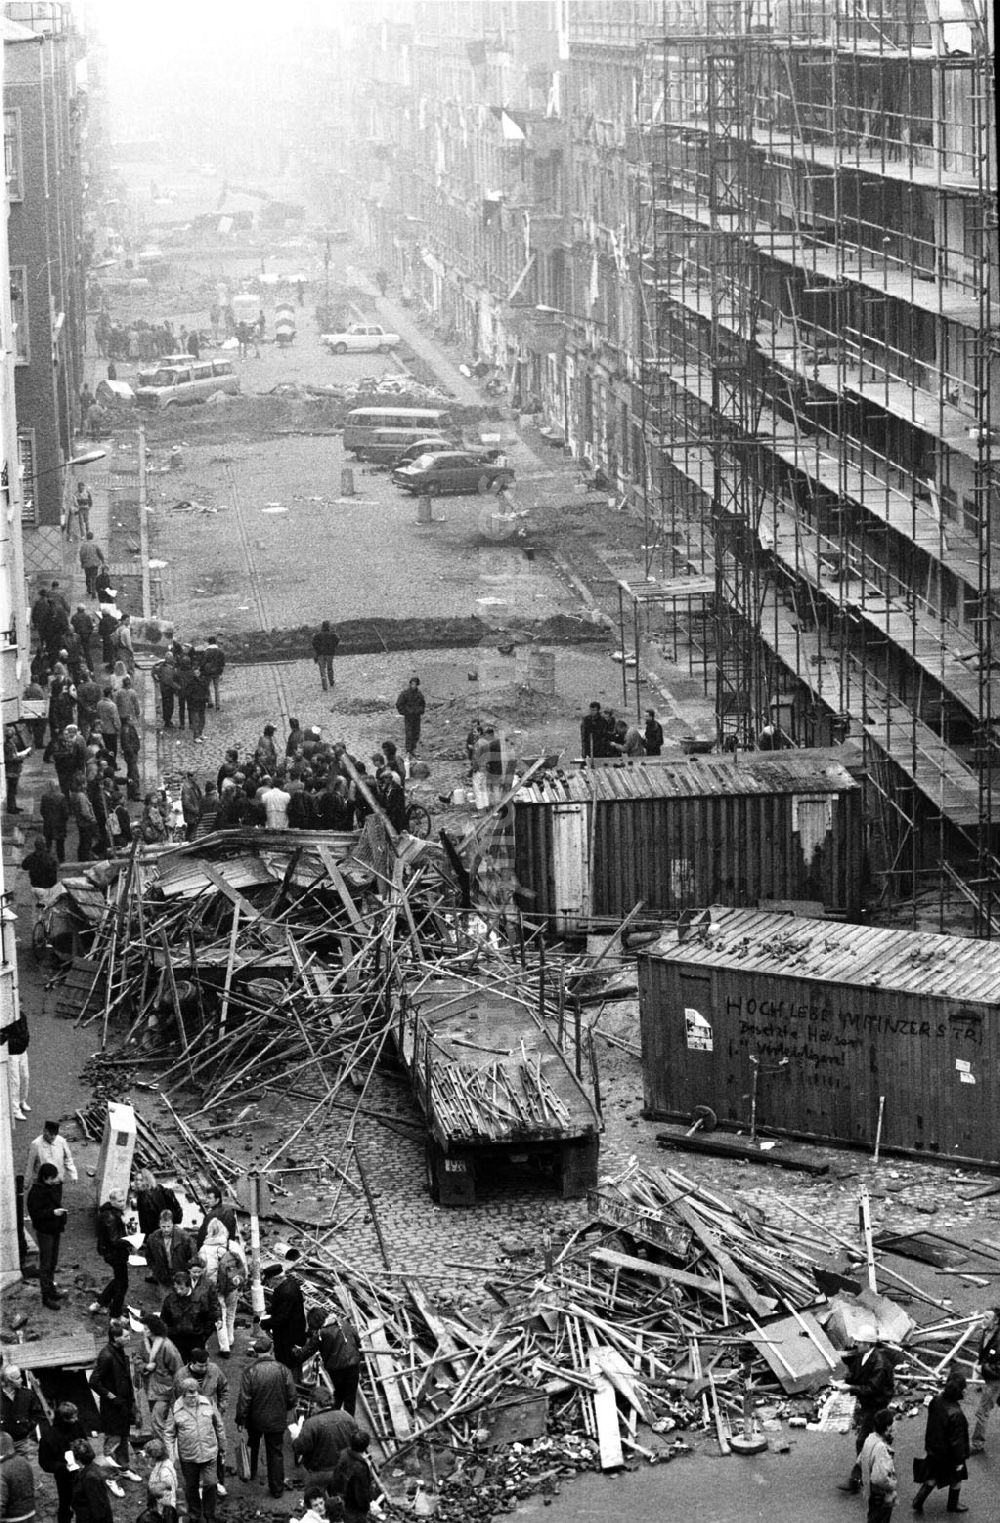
xmin=6 ymin=1149 xmax=382 ymax=1523
xmin=579 ymin=701 xmax=664 ymax=761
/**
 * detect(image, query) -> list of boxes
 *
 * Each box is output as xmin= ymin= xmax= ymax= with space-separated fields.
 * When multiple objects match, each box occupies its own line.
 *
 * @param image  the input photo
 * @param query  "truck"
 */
xmin=392 ymin=972 xmax=601 ymax=1206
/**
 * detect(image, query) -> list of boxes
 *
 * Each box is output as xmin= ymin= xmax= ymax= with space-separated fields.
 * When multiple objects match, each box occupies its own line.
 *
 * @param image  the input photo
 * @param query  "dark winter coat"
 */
xmin=95 ymin=1201 xmax=129 ymax=1265
xmin=39 ymin=788 xmax=70 ymax=838
xmin=298 ymin=1315 xmax=361 ymax=1374
xmin=135 ymin=1183 xmax=183 ymax=1238
xmin=1 ymin=1384 xmax=45 ymax=1442
xmin=312 ymin=627 xmax=340 ymax=658
xmin=395 ymin=686 xmax=425 ymax=719
xmin=235 ymin=1354 xmax=297 ymax=1433
xmin=922 ymin=1391 xmax=970 ymax=1488
xmin=161 ymin=1288 xmax=216 ymax=1347
xmin=89 ymin=1342 xmax=137 ymax=1437
xmin=269 ymin=1273 xmax=306 ymax=1350
xmin=331 ymin=1449 xmax=374 ymax=1520
xmin=145 ymin=1226 xmax=195 ymax=1286
xmin=26 ymin=1177 xmax=67 ymax=1236
xmin=979 ymin=1323 xmax=1000 ymax=1383
xmin=71 ymin=1462 xmax=113 ymax=1523
xmin=38 ymin=1415 xmax=89 ymax=1475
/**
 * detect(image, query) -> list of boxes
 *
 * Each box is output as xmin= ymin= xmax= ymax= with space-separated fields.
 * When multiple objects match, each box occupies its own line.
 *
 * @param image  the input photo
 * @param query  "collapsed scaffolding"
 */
xmin=635 ymin=0 xmax=998 ymax=931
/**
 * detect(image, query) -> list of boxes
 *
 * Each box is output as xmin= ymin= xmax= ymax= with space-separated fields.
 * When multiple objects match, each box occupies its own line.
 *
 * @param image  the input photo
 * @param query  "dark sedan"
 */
xmin=391 ymin=451 xmax=514 ymax=496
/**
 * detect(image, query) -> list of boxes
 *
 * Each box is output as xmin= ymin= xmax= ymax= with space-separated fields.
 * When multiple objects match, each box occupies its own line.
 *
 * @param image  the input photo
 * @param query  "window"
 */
xmin=10 ymin=267 xmax=27 ymax=363
xmin=4 ymin=109 xmax=22 ymax=201
xmin=17 ymin=430 xmax=35 ymax=525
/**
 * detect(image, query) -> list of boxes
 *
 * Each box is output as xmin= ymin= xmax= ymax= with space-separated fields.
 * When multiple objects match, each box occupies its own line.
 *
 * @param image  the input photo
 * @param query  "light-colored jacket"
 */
xmin=164 ymin=1394 xmax=225 ymax=1464
xmin=199 ymin=1217 xmax=235 ymax=1283
xmin=859 ymin=1431 xmax=897 ymax=1501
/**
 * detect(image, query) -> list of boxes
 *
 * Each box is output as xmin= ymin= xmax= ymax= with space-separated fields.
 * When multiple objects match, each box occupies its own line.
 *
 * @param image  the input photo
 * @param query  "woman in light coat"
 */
xmin=140 ymin=1314 xmax=183 ymax=1441
xmin=200 ymin=1217 xmax=247 ymax=1357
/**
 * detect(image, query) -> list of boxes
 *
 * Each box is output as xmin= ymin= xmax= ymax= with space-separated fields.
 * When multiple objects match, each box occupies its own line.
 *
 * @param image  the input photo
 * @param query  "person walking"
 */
xmin=267 ymin=1254 xmax=306 ymax=1376
xmin=95 ymin=688 xmax=120 ymax=762
xmin=79 ymin=534 xmax=104 ymax=597
xmin=25 ymin=1118 xmax=77 ymax=1187
xmin=235 ymin=1335 xmax=297 ymax=1500
xmin=838 ymin=1339 xmax=898 ymax=1494
xmin=859 ymin=1407 xmax=897 ymax=1523
xmin=153 ymin=649 xmax=177 ymax=729
xmin=119 ymin=718 xmax=142 ymax=802
xmin=187 ymin=667 xmax=209 ymax=744
xmin=913 ymin=1370 xmax=971 ymax=1514
xmin=174 ymin=1348 xmax=229 ymax=1494
xmin=88 ymin=1319 xmax=140 ymax=1479
xmin=295 ymin=1308 xmax=362 ymax=1416
xmin=25 ymin=1162 xmax=68 ymax=1309
xmin=312 ymin=621 xmax=340 ymax=692
xmin=139 ymin=1316 xmax=183 ymax=1443
xmin=74 ymin=483 xmax=93 ymax=537
xmin=21 ymin=837 xmax=58 ymax=928
xmin=145 ymin=1210 xmax=196 ymax=1288
xmin=37 ymin=1402 xmax=89 ymax=1523
xmin=161 ymin=1270 xmax=212 ymax=1363
xmin=164 ymin=1379 xmax=224 ymax=1523
xmin=971 ymin=1304 xmax=1000 ymax=1453
xmin=199 ymin=1219 xmax=246 ymax=1358
xmin=0 ymin=1431 xmax=35 ymax=1523
xmin=2 ymin=1006 xmax=30 ymax=1121
xmin=291 ymin=1389 xmax=359 ymax=1483
xmin=39 ymin=782 xmax=70 ymax=864
xmin=201 ymin=637 xmax=226 ymax=710
xmin=89 ymin=1188 xmax=130 ymax=1319
xmin=395 ymin=676 xmax=425 ymax=755
xmin=112 ymin=615 xmax=135 ymax=678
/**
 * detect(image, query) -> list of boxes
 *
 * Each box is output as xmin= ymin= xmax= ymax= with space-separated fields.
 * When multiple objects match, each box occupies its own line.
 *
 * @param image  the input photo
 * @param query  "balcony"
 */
xmin=503 ymin=303 xmax=567 ymax=357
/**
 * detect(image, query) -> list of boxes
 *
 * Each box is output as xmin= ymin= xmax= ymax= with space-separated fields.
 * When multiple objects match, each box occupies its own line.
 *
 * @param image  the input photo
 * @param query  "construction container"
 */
xmin=637 ymin=907 xmax=1000 ymax=1166
xmin=513 ymin=749 xmax=863 ymax=931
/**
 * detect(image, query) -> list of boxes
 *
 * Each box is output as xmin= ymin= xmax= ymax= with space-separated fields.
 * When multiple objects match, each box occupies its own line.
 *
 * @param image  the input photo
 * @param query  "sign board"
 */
xmin=235 ymin=1173 xmax=271 ymax=1215
xmin=685 ymin=1006 xmax=713 ymax=1051
xmin=94 ymin=1101 xmax=136 ymax=1207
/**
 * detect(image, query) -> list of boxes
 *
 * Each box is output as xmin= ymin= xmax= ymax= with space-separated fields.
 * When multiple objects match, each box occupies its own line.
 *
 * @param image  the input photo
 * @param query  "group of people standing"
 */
xmin=151 ymin=636 xmax=227 ymax=745
xmin=579 ymin=701 xmax=664 ymax=761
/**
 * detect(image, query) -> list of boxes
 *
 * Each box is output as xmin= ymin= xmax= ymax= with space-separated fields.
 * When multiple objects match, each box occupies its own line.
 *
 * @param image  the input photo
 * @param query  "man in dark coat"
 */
xmin=579 ymin=701 xmax=608 ymax=761
xmin=90 ymin=1188 xmax=130 ymax=1318
xmin=312 ymin=621 xmax=340 ymax=691
xmin=134 ymin=1172 xmax=183 ymax=1238
xmin=330 ymin=1430 xmax=376 ymax=1523
xmin=913 ymin=1370 xmax=970 ymax=1514
xmin=1 ymin=1365 xmax=45 ymax=1453
xmin=267 ymin=1256 xmax=306 ymax=1376
xmin=162 ymin=1270 xmax=215 ymax=1363
xmin=69 ymin=1439 xmax=113 ymax=1523
xmin=25 ymin=1162 xmax=68 ymax=1308
xmin=88 ymin=1319 xmax=140 ymax=1476
xmin=395 ymin=676 xmax=425 ymax=754
xmin=291 ymin=1388 xmax=359 ymax=1479
xmin=145 ymin=1211 xmax=195 ymax=1289
xmin=235 ymin=1336 xmax=297 ymax=1499
xmin=39 ymin=782 xmax=70 ymax=864
xmin=295 ymin=1307 xmax=362 ymax=1416
xmin=838 ymin=1339 xmax=898 ymax=1493
xmin=37 ymin=1402 xmax=89 ymax=1523
xmin=643 ymin=708 xmax=664 ymax=756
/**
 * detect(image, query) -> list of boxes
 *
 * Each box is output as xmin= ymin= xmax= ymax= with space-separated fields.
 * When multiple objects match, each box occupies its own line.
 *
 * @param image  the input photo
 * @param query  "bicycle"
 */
xmin=405 ymin=800 xmax=432 ymax=839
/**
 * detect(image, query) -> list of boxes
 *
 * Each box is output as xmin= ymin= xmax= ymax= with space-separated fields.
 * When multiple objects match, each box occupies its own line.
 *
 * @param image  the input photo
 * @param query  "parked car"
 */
xmin=390 ymin=437 xmax=456 ymax=468
xmin=391 ymin=451 xmax=514 ymax=496
xmin=321 ymin=323 xmax=401 ymax=354
xmin=135 ymin=359 xmax=240 ymax=408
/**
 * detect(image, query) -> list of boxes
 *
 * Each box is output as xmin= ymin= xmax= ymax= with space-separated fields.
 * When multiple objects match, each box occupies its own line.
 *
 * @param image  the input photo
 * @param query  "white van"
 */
xmin=135 ymin=359 xmax=240 ymax=408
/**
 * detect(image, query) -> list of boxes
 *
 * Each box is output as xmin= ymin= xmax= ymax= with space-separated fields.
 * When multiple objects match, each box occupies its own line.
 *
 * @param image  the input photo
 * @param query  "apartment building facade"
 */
xmin=4 ymin=2 xmax=87 ymax=574
xmin=316 ymin=0 xmax=997 ymax=927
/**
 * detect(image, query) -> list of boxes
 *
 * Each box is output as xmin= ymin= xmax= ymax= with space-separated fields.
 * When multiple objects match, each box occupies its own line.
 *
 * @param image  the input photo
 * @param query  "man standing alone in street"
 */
xmin=312 ymin=621 xmax=340 ymax=692
xmin=396 ymin=676 xmax=425 ymax=755
xmin=78 ymin=534 xmax=105 ymax=599
xmin=236 ymin=1335 xmax=297 ymax=1500
xmin=25 ymin=1163 xmax=67 ymax=1309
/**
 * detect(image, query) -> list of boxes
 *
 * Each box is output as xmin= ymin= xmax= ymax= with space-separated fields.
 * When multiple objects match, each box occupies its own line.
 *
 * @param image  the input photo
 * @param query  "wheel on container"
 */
xmin=335 ymin=341 xmax=348 ymax=354
xmin=476 ymin=473 xmax=491 ymax=495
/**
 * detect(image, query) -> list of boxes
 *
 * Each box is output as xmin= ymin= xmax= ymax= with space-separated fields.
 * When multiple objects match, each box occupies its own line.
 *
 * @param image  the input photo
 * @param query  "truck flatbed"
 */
xmin=393 ymin=973 xmax=601 ymax=1205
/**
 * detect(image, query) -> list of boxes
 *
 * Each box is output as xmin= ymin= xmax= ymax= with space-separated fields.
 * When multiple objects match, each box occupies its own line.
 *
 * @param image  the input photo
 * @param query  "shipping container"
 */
xmin=513 ymin=749 xmax=863 ymax=931
xmin=638 ymin=907 xmax=1000 ymax=1166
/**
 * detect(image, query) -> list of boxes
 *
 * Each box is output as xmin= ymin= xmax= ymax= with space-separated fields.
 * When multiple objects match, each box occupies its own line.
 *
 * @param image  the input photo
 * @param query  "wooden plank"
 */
xmin=317 ymin=845 xmax=366 ymax=932
xmin=366 ymin=1318 xmax=412 ymax=1441
xmin=587 ymin=1351 xmax=624 ymax=1470
xmin=744 ymin=1311 xmax=843 ymax=1395
xmin=656 ymin=1128 xmax=830 ymax=1175
xmin=590 ymin=1345 xmax=649 ymax=1424
xmin=200 ymin=863 xmax=264 ymax=922
xmin=669 ymin=1196 xmax=776 ymax=1317
xmin=589 ymin=1246 xmax=726 ymax=1300
xmin=404 ymin=1279 xmax=470 ymax=1382
xmin=1 ymin=1333 xmax=98 ymax=1369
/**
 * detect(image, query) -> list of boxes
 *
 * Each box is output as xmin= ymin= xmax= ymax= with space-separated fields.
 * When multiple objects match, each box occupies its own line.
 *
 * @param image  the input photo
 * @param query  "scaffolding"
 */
xmin=638 ymin=0 xmax=998 ymax=930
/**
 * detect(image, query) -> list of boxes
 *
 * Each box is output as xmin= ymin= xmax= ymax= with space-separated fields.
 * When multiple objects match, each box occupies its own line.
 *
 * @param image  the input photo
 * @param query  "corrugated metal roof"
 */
xmin=515 ymin=752 xmax=859 ymax=806
xmin=644 ymin=907 xmax=1000 ymax=1005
